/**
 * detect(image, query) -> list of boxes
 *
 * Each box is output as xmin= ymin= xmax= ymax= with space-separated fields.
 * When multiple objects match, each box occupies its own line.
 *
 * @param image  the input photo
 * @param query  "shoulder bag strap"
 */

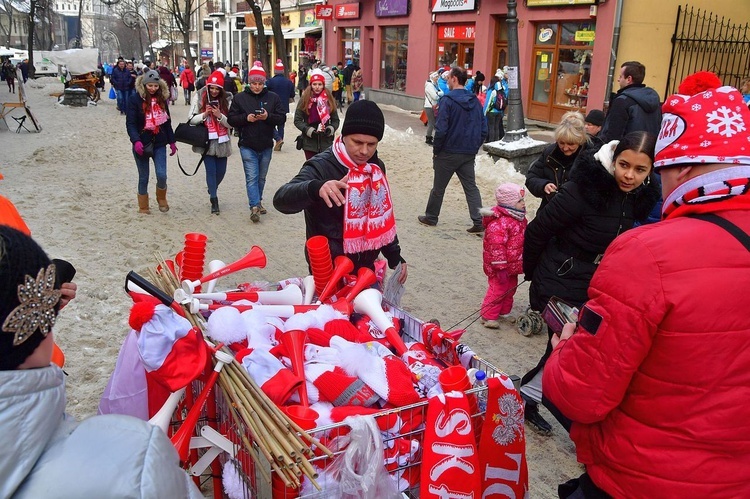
xmin=176 ymin=150 xmax=207 ymax=176
xmin=687 ymin=213 xmax=750 ymax=251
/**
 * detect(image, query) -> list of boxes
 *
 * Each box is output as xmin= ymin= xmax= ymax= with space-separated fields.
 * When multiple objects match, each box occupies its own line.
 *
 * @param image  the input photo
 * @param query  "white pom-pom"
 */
xmin=241 ymin=310 xmax=278 ymax=350
xmin=222 ymin=459 xmax=250 ymax=499
xmin=207 ymin=307 xmax=247 ymax=344
xmin=284 ymin=309 xmax=317 ymax=331
xmin=315 ymin=304 xmax=347 ymax=326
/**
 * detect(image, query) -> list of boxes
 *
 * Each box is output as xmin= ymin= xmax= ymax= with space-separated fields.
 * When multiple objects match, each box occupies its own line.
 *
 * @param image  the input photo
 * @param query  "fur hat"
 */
xmin=0 ymin=226 xmax=60 ymax=370
xmin=206 ymin=70 xmax=224 ymax=88
xmin=655 ymin=71 xmax=750 ymax=170
xmin=274 ymin=59 xmax=284 ymax=75
xmin=495 ymin=182 xmax=524 ymax=207
xmin=309 ymin=69 xmax=326 ymax=85
xmin=247 ymin=61 xmax=266 ymax=82
xmin=142 ymin=70 xmax=160 ymax=85
xmin=584 ymin=109 xmax=605 ymax=127
xmin=341 ymin=100 xmax=385 ymax=141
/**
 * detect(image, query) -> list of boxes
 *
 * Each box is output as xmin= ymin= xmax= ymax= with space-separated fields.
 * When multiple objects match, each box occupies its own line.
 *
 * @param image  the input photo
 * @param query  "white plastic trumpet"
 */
xmin=182 ymin=246 xmax=267 ymax=294
xmin=189 ymin=299 xmax=352 ymax=318
xmin=302 ymin=275 xmax=315 ymax=305
xmin=205 ymin=260 xmax=227 ymax=293
xmin=174 ymin=284 xmax=303 ymax=306
xmin=353 ymin=288 xmax=408 ymax=356
xmin=149 ymin=387 xmax=186 ymax=434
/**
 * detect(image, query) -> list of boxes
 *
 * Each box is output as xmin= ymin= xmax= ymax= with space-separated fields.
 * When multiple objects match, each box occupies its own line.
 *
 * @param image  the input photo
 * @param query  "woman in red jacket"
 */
xmin=180 ymin=65 xmax=196 ymax=105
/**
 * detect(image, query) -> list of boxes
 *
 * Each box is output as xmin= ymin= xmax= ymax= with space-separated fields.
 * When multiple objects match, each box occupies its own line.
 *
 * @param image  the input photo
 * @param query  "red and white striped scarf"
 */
xmin=332 ymin=136 xmax=397 ymax=254
xmin=205 ymin=113 xmax=229 ymax=143
xmin=662 ymin=166 xmax=750 ymax=219
xmin=143 ymin=97 xmax=168 ymax=133
xmin=310 ymin=91 xmax=331 ymax=130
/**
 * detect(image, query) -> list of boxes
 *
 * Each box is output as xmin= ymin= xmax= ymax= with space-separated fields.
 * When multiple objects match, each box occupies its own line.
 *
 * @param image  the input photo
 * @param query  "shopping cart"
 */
xmin=181 ymin=304 xmax=508 ymax=499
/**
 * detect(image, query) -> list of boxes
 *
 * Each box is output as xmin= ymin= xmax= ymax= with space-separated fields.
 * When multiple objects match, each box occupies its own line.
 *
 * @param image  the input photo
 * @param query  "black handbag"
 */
xmin=174 ymin=122 xmax=209 ymax=148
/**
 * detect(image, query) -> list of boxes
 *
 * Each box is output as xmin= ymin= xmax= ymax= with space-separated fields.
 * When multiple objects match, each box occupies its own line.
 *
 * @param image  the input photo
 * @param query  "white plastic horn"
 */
xmin=176 ymin=284 xmax=303 ymax=306
xmin=352 ymin=288 xmax=408 ymax=356
xmin=193 ymin=300 xmax=352 ymax=318
xmin=302 ymin=275 xmax=315 ymax=305
xmin=205 ymin=260 xmax=227 ymax=293
xmin=149 ymin=387 xmax=186 ymax=434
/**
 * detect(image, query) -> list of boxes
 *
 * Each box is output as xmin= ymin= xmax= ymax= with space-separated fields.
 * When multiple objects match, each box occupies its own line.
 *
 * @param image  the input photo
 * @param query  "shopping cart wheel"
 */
xmin=516 ymin=310 xmax=544 ymax=337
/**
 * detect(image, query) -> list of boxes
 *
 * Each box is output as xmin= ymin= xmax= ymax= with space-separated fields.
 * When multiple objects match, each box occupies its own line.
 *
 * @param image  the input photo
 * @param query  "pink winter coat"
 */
xmin=481 ymin=205 xmax=526 ymax=277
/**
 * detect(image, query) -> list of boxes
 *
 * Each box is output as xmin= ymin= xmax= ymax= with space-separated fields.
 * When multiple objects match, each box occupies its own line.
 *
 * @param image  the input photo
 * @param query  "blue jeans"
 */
xmin=204 ymin=155 xmax=227 ymax=198
xmin=273 ymin=124 xmax=285 ymax=142
xmin=133 ymin=145 xmax=167 ymax=195
xmin=116 ymin=89 xmax=126 ymax=111
xmin=239 ymin=146 xmax=272 ymax=208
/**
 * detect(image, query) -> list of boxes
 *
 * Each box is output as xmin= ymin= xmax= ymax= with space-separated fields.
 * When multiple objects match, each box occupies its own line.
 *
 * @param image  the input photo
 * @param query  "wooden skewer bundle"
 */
xmin=148 ymin=256 xmax=334 ymax=490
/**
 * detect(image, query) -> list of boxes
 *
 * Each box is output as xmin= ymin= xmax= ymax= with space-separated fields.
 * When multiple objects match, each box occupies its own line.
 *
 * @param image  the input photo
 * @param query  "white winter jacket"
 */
xmin=1 ymin=366 xmax=202 ymax=499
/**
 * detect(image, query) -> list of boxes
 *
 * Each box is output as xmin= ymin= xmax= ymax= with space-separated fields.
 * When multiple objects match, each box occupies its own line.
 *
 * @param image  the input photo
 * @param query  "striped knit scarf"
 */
xmin=662 ymin=166 xmax=750 ymax=219
xmin=332 ymin=136 xmax=397 ymax=254
xmin=310 ymin=91 xmax=331 ymax=131
xmin=143 ymin=97 xmax=168 ymax=134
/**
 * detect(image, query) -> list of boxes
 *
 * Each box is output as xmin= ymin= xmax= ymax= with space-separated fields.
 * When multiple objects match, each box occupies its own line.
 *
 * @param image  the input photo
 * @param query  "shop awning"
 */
xmin=150 ymin=40 xmax=171 ymax=49
xmin=284 ymin=26 xmax=321 ymax=39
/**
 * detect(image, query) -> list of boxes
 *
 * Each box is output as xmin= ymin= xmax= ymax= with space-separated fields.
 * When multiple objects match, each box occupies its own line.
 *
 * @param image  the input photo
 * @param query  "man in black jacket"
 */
xmin=227 ymin=61 xmax=286 ymax=222
xmin=273 ymin=100 xmax=408 ymax=282
xmin=599 ymin=61 xmax=661 ymax=142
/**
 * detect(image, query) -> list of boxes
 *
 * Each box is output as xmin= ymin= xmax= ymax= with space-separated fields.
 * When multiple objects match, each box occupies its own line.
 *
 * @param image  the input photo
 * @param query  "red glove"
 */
xmin=169 ymin=143 xmax=178 ymax=156
xmin=133 ymin=141 xmax=144 ymax=156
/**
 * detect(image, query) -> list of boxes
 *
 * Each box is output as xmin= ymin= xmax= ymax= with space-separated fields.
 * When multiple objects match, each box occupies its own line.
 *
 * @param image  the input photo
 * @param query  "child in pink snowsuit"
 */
xmin=480 ymin=183 xmax=527 ymax=329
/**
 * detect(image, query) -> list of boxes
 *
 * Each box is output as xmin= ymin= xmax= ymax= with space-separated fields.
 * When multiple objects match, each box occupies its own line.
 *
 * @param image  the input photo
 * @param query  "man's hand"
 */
xmin=319 ymin=175 xmax=348 ymax=208
xmin=551 ymin=321 xmax=576 ymax=349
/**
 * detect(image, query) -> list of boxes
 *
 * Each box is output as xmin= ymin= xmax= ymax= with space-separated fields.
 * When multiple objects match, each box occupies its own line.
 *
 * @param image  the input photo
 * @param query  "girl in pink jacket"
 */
xmin=480 ymin=183 xmax=527 ymax=328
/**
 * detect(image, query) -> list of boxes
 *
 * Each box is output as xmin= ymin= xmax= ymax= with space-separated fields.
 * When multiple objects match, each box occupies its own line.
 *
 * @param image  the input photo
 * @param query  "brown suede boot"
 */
xmin=137 ymin=194 xmax=150 ymax=214
xmin=156 ymin=187 xmax=169 ymax=212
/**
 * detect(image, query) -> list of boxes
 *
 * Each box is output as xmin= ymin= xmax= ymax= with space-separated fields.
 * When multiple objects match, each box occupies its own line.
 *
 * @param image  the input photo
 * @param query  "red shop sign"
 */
xmin=438 ymin=24 xmax=476 ymax=40
xmin=334 ymin=2 xmax=360 ymax=19
xmin=315 ymin=4 xmax=333 ymax=19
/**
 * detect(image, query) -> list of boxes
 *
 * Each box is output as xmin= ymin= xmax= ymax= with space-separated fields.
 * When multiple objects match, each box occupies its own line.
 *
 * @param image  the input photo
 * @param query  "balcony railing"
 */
xmin=206 ymin=0 xmax=225 ymax=16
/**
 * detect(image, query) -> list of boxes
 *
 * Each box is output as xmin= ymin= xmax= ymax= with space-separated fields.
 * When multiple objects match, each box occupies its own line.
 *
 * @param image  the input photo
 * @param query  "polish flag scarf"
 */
xmin=332 ymin=135 xmax=397 ymax=254
xmin=205 ymin=104 xmax=230 ymax=144
xmin=421 ymin=391 xmax=481 ymax=498
xmin=143 ymin=97 xmax=169 ymax=134
xmin=478 ymin=376 xmax=528 ymax=498
xmin=309 ymin=91 xmax=331 ymax=131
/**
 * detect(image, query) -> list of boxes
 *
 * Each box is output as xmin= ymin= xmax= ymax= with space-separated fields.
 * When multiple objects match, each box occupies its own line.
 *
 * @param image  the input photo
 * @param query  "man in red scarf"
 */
xmin=543 ymin=72 xmax=750 ymax=497
xmin=273 ymin=100 xmax=408 ymax=283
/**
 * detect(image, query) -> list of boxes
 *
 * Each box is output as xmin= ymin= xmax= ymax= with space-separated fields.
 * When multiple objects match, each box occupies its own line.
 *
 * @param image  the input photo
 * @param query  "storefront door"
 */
xmin=436 ymin=24 xmax=475 ymax=74
xmin=527 ymin=22 xmax=595 ymax=124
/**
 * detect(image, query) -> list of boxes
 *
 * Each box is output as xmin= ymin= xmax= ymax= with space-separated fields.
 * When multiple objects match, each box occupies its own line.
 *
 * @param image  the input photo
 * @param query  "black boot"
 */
xmin=425 ymin=136 xmax=433 ymax=145
xmin=210 ymin=197 xmax=220 ymax=215
xmin=524 ymin=400 xmax=552 ymax=436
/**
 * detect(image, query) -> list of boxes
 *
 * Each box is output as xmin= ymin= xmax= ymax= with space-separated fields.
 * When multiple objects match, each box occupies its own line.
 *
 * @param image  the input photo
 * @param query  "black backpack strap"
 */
xmin=687 ymin=213 xmax=750 ymax=251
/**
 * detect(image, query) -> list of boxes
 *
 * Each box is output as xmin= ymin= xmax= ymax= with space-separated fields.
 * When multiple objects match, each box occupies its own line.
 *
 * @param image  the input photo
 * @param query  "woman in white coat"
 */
xmin=423 ymin=71 xmax=442 ymax=145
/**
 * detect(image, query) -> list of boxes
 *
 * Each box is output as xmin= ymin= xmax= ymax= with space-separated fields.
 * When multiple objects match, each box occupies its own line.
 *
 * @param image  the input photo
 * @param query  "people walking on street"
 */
xmin=418 ymin=66 xmax=488 ymax=233
xmin=110 ymin=58 xmax=131 ymax=114
xmin=294 ymin=69 xmax=339 ymax=161
xmin=543 ymin=72 xmax=750 ymax=498
xmin=266 ymin=59 xmax=296 ymax=151
xmin=599 ymin=61 xmax=662 ymax=142
xmin=227 ymin=61 xmax=286 ymax=223
xmin=188 ymin=71 xmax=232 ymax=215
xmin=126 ymin=70 xmax=177 ymax=214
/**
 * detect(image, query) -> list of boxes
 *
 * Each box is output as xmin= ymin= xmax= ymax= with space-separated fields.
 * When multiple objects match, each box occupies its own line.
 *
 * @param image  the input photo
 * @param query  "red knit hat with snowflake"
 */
xmin=654 ymin=71 xmax=750 ymax=170
xmin=247 ymin=61 xmax=266 ymax=82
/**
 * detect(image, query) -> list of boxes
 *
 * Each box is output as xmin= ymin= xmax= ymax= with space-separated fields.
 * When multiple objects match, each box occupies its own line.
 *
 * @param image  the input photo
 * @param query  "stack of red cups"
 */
xmin=180 ymin=232 xmax=207 ymax=291
xmin=305 ymin=235 xmax=334 ymax=297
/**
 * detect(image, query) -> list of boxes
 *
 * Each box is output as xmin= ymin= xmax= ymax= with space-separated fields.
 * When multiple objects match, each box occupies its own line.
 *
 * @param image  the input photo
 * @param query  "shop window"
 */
xmin=341 ymin=28 xmax=360 ymax=66
xmin=381 ymin=26 xmax=408 ymax=91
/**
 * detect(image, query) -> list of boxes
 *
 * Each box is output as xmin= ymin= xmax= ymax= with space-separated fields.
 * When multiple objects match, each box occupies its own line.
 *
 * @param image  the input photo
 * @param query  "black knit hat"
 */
xmin=584 ymin=109 xmax=605 ymax=127
xmin=0 ymin=226 xmax=59 ymax=370
xmin=341 ymin=100 xmax=385 ymax=141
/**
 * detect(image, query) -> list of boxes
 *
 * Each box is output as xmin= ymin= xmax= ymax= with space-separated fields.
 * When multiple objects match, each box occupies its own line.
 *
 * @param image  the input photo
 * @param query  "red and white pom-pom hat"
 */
xmin=654 ymin=71 xmax=750 ymax=170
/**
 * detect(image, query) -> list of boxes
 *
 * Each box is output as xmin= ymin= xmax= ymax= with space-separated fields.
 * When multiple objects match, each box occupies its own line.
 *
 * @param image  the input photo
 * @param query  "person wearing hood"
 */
xmin=599 ymin=61 xmax=662 ymax=142
xmin=227 ymin=61 xmax=286 ymax=223
xmin=0 ymin=226 xmax=203 ymax=499
xmin=126 ymin=70 xmax=177 ymax=214
xmin=423 ymin=71 xmax=442 ymax=145
xmin=188 ymin=70 xmax=233 ymax=215
xmin=519 ymin=131 xmax=661 ymax=436
xmin=418 ymin=66 xmax=488 ymax=233
xmin=484 ymin=69 xmax=510 ymax=143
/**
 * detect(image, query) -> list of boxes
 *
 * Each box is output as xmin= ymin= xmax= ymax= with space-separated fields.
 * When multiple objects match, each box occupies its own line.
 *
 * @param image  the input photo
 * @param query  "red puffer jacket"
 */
xmin=481 ymin=206 xmax=526 ymax=276
xmin=543 ymin=201 xmax=750 ymax=497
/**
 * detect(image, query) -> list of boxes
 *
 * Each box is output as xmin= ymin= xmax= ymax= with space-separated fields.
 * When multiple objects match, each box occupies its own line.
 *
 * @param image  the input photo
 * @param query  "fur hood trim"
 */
xmin=479 ymin=206 xmax=497 ymax=217
xmin=135 ymin=74 xmax=170 ymax=100
xmin=570 ymin=144 xmax=662 ymax=220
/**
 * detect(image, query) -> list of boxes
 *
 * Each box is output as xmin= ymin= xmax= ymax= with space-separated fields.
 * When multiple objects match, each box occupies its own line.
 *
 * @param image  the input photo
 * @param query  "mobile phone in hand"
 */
xmin=254 ymin=109 xmax=263 ymax=115
xmin=209 ymin=100 xmax=219 ymax=107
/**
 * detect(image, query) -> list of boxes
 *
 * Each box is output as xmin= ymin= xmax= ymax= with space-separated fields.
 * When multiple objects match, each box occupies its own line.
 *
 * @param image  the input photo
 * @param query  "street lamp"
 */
xmin=502 ymin=0 xmax=527 ymax=143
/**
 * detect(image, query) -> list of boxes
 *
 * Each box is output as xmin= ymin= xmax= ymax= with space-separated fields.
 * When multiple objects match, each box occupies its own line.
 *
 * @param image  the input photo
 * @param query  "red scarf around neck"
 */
xmin=143 ymin=97 xmax=168 ymax=133
xmin=332 ymin=136 xmax=397 ymax=254
xmin=310 ymin=91 xmax=331 ymax=131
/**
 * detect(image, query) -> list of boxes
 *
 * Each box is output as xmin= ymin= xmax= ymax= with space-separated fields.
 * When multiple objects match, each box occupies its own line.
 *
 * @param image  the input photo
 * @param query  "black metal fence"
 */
xmin=666 ymin=4 xmax=750 ymax=96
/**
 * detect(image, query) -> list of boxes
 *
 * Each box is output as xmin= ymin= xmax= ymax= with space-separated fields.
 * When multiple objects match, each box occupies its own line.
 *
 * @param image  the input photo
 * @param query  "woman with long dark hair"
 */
xmin=294 ymin=69 xmax=340 ymax=160
xmin=188 ymin=70 xmax=232 ymax=214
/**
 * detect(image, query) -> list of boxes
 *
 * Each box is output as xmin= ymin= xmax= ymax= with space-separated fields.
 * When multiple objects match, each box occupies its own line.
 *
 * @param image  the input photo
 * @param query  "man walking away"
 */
xmin=418 ymin=66 xmax=488 ymax=233
xmin=266 ymin=59 xmax=296 ymax=151
xmin=599 ymin=61 xmax=661 ymax=142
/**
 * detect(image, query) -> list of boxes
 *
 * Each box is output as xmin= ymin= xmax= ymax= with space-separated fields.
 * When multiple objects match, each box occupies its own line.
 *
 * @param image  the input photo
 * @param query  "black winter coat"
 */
xmin=273 ymin=148 xmax=406 ymax=272
xmin=599 ymin=84 xmax=662 ymax=142
xmin=523 ymin=146 xmax=661 ymax=312
xmin=525 ymin=143 xmax=582 ymax=212
xmin=227 ymin=88 xmax=286 ymax=151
